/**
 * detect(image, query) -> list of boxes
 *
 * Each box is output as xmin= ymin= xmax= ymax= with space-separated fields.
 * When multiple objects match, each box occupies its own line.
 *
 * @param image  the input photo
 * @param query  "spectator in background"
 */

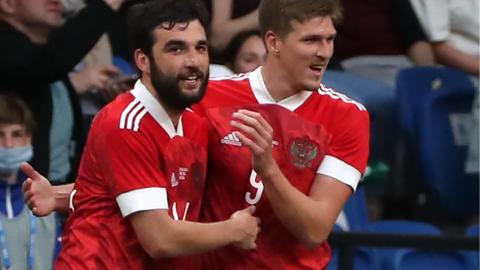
xmin=409 ymin=0 xmax=479 ymax=177
xmin=331 ymin=0 xmax=435 ymax=86
xmin=0 ymin=0 xmax=128 ymax=265
xmin=223 ymin=30 xmax=266 ymax=74
xmin=209 ymin=30 xmax=266 ymax=78
xmin=409 ymin=0 xmax=479 ymax=80
xmin=207 ymin=0 xmax=260 ymax=52
xmin=0 ymin=0 xmax=127 ymax=186
xmin=0 ymin=94 xmax=55 ymax=270
xmin=61 ymin=0 xmax=137 ymax=127
xmin=322 ymin=0 xmax=436 ymax=220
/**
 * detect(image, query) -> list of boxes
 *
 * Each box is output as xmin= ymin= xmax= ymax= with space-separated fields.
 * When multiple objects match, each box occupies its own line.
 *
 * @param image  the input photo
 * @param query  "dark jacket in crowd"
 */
xmin=0 ymin=0 xmax=119 ymax=180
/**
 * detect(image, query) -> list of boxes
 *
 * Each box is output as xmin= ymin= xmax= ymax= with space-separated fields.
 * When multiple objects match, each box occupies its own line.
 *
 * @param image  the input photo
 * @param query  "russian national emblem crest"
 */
xmin=289 ymin=137 xmax=318 ymax=168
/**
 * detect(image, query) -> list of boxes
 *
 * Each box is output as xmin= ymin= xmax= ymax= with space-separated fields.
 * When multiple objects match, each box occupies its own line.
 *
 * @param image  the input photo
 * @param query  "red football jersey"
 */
xmin=55 ymin=81 xmax=208 ymax=270
xmin=192 ymin=68 xmax=370 ymax=269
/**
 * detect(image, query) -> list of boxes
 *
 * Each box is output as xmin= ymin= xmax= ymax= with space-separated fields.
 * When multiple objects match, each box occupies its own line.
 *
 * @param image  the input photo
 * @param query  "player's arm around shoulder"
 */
xmin=129 ymin=206 xmax=261 ymax=259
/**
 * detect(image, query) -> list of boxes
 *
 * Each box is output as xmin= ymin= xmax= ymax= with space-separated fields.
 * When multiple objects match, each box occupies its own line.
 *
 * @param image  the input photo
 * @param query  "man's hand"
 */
xmin=229 ymin=206 xmax=261 ymax=249
xmin=21 ymin=162 xmax=55 ymax=217
xmin=70 ymin=64 xmax=121 ymax=95
xmin=231 ymin=109 xmax=277 ymax=177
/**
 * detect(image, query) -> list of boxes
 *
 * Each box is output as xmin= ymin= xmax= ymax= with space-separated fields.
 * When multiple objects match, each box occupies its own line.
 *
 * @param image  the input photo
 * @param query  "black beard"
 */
xmin=149 ymin=59 xmax=208 ymax=111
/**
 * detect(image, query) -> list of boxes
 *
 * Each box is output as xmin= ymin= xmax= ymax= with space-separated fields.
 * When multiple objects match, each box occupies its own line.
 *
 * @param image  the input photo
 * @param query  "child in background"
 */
xmin=0 ymin=94 xmax=57 ymax=270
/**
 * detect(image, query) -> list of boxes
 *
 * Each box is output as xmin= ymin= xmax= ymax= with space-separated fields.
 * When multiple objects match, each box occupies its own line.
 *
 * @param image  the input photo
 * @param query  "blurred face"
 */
xmin=276 ymin=16 xmax=336 ymax=91
xmin=0 ymin=123 xmax=31 ymax=148
xmin=14 ymin=0 xmax=63 ymax=31
xmin=233 ymin=35 xmax=266 ymax=74
xmin=147 ymin=20 xmax=209 ymax=110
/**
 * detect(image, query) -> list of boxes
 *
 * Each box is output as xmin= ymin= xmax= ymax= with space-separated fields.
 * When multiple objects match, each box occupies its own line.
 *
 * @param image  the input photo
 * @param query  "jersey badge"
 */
xmin=289 ymin=137 xmax=318 ymax=168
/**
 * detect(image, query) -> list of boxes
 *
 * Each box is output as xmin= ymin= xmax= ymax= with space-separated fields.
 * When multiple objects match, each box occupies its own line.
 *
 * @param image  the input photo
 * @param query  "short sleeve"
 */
xmin=410 ymin=0 xmax=450 ymax=42
xmin=317 ymin=107 xmax=370 ymax=190
xmin=96 ymin=123 xmax=169 ymax=217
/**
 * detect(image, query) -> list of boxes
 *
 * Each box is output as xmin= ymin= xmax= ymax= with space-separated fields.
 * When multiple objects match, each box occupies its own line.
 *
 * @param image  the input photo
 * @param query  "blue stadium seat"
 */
xmin=367 ymin=220 xmax=441 ymax=235
xmin=113 ymin=56 xmax=136 ymax=75
xmin=327 ymin=224 xmax=380 ymax=270
xmin=465 ymin=224 xmax=479 ymax=270
xmin=467 ymin=224 xmax=479 ymax=236
xmin=396 ymin=67 xmax=474 ymax=139
xmin=392 ymin=249 xmax=468 ymax=270
xmin=367 ymin=220 xmax=468 ymax=270
xmin=338 ymin=185 xmax=369 ymax=232
xmin=396 ymin=67 xmax=478 ymax=216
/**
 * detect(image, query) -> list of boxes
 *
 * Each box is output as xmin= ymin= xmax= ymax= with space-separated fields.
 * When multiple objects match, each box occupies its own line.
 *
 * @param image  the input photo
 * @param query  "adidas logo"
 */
xmin=221 ymin=132 xmax=242 ymax=146
xmin=220 ymin=132 xmax=280 ymax=147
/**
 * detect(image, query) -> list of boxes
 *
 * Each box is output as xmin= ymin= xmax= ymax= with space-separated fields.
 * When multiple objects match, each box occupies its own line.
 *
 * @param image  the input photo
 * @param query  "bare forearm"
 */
xmin=210 ymin=10 xmax=259 ymax=49
xmin=434 ymin=42 xmax=480 ymax=75
xmin=408 ymin=41 xmax=436 ymax=66
xmin=153 ymin=220 xmax=238 ymax=257
xmin=131 ymin=211 xmax=244 ymax=259
xmin=53 ymin=183 xmax=75 ymax=212
xmin=260 ymin=168 xmax=330 ymax=248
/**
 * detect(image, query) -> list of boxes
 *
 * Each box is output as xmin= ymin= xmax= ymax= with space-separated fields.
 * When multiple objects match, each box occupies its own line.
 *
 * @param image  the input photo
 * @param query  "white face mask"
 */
xmin=0 ymin=146 xmax=33 ymax=174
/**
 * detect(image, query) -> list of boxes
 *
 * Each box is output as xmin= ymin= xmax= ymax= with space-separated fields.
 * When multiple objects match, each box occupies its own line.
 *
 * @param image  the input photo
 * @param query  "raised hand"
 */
xmin=229 ymin=206 xmax=261 ymax=249
xmin=21 ymin=162 xmax=55 ymax=217
xmin=230 ymin=109 xmax=277 ymax=177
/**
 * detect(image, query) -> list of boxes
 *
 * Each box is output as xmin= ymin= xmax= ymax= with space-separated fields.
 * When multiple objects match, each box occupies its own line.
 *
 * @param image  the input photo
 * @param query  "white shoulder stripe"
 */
xmin=126 ymin=101 xmax=145 ymax=130
xmin=133 ymin=108 xmax=148 ymax=131
xmin=119 ymin=99 xmax=147 ymax=131
xmin=120 ymin=99 xmax=140 ymax=129
xmin=318 ymin=84 xmax=367 ymax=111
xmin=210 ymin=72 xmax=250 ymax=81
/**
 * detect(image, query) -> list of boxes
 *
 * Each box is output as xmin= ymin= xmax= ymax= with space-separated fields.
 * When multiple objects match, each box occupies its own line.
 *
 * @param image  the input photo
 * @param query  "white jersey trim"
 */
xmin=318 ymin=84 xmax=367 ymax=111
xmin=116 ymin=187 xmax=168 ymax=217
xmin=317 ymin=155 xmax=361 ymax=191
xmin=128 ymin=80 xmax=184 ymax=138
xmin=210 ymin=72 xmax=250 ymax=81
xmin=119 ymin=99 xmax=145 ymax=131
xmin=248 ymin=67 xmax=313 ymax=111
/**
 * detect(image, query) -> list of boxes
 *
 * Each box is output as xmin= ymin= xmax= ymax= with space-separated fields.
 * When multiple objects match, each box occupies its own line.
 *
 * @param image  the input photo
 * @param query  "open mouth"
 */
xmin=179 ymin=74 xmax=202 ymax=90
xmin=309 ymin=64 xmax=324 ymax=73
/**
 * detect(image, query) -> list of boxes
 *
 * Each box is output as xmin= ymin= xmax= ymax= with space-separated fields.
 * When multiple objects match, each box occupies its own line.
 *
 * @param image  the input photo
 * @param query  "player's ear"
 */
xmin=265 ymin=30 xmax=280 ymax=56
xmin=134 ymin=49 xmax=151 ymax=76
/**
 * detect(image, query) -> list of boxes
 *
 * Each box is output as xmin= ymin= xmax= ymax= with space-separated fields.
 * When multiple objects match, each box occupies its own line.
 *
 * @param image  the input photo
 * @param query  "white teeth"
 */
xmin=186 ymin=76 xmax=198 ymax=80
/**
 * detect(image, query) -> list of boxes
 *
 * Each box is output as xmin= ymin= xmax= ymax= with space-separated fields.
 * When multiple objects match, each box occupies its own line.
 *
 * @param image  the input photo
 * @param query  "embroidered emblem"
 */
xmin=289 ymin=137 xmax=318 ymax=168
